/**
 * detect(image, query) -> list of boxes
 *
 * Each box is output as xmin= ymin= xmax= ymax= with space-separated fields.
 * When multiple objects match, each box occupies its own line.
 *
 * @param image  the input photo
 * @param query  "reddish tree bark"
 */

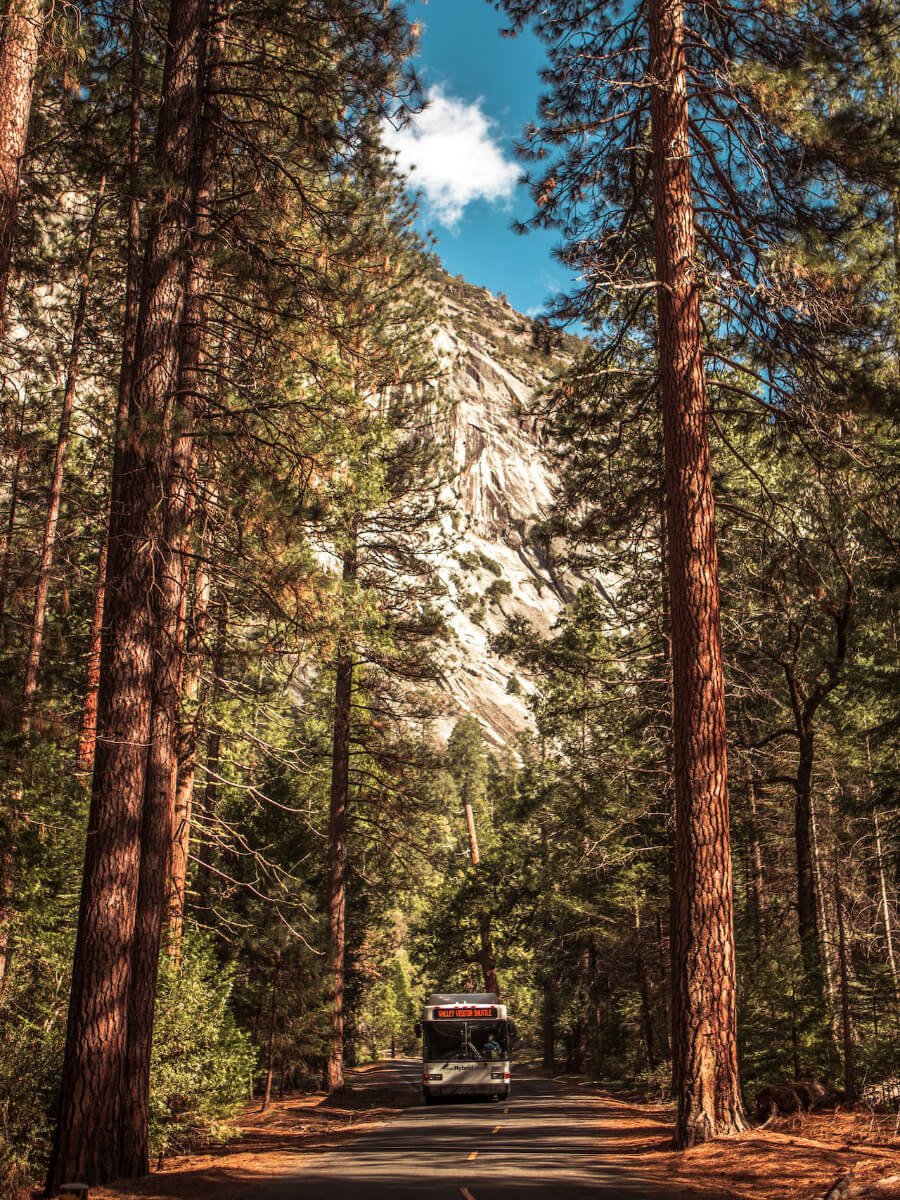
xmin=0 ymin=0 xmax=44 ymax=330
xmin=120 ymin=12 xmax=221 ymax=1168
xmin=46 ymin=0 xmax=208 ymax=1188
xmin=324 ymin=539 xmax=357 ymax=1093
xmin=464 ymin=796 xmax=480 ymax=865
xmin=648 ymin=0 xmax=746 ymax=1146
xmin=167 ymin=555 xmax=211 ymax=963
xmin=77 ymin=0 xmax=144 ymax=775
xmin=21 ymin=176 xmax=106 ymax=727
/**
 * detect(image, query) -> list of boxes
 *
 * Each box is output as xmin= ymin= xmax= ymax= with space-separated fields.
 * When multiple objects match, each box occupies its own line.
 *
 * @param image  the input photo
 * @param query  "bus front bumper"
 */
xmin=424 ymin=1083 xmax=508 ymax=1098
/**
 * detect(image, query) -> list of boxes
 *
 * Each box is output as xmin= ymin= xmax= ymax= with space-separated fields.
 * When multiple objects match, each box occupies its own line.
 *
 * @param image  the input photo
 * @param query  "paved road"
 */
xmin=248 ymin=1059 xmax=679 ymax=1199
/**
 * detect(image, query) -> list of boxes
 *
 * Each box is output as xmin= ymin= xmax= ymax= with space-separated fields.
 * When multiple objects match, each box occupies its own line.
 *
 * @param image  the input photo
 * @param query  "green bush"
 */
xmin=478 ymin=553 xmax=503 ymax=577
xmin=0 ymin=988 xmax=65 ymax=1200
xmin=486 ymin=579 xmax=513 ymax=606
xmin=149 ymin=939 xmax=255 ymax=1156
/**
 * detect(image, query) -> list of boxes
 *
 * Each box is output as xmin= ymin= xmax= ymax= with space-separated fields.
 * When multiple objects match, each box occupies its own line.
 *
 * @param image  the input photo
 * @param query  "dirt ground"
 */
xmin=76 ymin=1067 xmax=900 ymax=1200
xmin=576 ymin=1088 xmax=900 ymax=1200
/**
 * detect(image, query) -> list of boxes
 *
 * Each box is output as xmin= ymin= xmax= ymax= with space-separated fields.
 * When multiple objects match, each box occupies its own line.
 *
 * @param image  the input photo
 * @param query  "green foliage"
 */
xmin=486 ymin=578 xmax=513 ymax=606
xmin=149 ymin=941 xmax=254 ymax=1156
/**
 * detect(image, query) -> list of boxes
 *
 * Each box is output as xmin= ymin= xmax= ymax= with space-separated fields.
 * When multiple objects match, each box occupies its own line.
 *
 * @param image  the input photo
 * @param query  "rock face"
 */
xmin=427 ymin=274 xmax=585 ymax=749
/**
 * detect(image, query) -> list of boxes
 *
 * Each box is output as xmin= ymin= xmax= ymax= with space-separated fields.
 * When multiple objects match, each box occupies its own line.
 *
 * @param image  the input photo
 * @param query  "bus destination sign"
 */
xmin=434 ymin=1005 xmax=496 ymax=1019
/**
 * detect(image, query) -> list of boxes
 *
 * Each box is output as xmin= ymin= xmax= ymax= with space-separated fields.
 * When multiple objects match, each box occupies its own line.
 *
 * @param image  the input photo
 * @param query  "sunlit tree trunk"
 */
xmin=649 ymin=0 xmax=745 ymax=1146
xmin=0 ymin=0 xmax=44 ymax=329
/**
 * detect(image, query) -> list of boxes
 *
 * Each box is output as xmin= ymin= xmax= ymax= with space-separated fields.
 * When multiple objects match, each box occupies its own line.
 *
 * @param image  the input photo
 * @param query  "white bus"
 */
xmin=417 ymin=992 xmax=511 ymax=1104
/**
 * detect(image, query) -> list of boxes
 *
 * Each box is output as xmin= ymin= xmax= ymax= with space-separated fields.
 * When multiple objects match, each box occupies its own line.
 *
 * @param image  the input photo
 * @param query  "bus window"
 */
xmin=423 ymin=1020 xmax=508 ymax=1061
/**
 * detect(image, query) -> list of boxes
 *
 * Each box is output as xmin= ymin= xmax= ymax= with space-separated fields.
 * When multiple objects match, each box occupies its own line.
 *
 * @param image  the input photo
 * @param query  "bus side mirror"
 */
xmin=414 ymin=1022 xmax=422 ymax=1038
xmin=508 ymin=1021 xmax=517 ymax=1042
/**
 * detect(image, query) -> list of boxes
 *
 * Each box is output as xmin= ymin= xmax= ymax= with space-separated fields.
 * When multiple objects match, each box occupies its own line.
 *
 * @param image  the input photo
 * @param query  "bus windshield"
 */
xmin=423 ymin=1020 xmax=508 ymax=1061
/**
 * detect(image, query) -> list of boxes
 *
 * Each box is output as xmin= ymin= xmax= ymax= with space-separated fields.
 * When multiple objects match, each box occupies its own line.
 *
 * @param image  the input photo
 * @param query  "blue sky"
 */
xmin=384 ymin=0 xmax=570 ymax=318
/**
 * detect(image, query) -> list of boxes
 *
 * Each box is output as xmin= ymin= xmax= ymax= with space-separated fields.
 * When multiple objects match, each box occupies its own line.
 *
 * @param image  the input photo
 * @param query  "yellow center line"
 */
xmin=460 ymin=1189 xmax=477 ymax=1200
xmin=491 ymin=1124 xmax=501 ymax=1133
xmin=467 ymin=1149 xmax=479 ymax=1160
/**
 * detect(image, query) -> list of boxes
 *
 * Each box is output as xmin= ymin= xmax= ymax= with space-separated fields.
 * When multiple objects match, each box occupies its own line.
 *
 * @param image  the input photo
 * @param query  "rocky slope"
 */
xmin=426 ymin=273 xmax=586 ymax=749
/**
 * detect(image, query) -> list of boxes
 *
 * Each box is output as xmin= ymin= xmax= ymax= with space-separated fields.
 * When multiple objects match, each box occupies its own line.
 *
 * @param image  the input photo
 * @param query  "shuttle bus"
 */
xmin=418 ymin=992 xmax=511 ymax=1104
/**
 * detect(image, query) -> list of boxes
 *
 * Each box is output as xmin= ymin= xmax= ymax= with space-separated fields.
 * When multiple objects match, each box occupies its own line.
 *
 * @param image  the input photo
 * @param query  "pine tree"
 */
xmin=0 ymin=0 xmax=45 ymax=329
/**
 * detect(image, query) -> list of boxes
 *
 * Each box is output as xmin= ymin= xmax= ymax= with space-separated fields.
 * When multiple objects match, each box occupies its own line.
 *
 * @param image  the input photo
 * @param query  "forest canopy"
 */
xmin=0 ymin=0 xmax=897 ymax=1194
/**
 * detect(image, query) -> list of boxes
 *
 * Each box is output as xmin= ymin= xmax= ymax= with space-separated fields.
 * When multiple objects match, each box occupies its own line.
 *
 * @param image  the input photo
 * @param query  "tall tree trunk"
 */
xmin=167 ymin=554 xmax=211 ymax=963
xmin=47 ymin=0 xmax=207 ymax=1189
xmin=0 ymin=388 xmax=26 ymax=638
xmin=462 ymin=758 xmax=498 ymax=995
xmin=541 ymin=971 xmax=555 ymax=1070
xmin=649 ymin=0 xmax=745 ymax=1146
xmin=0 ymin=0 xmax=44 ymax=330
xmin=572 ymin=939 xmax=591 ymax=1074
xmin=120 ymin=12 xmax=220 ymax=1168
xmin=76 ymin=0 xmax=144 ymax=775
xmin=195 ymin=590 xmax=227 ymax=907
xmin=634 ymin=902 xmax=657 ymax=1070
xmin=0 ymin=387 xmax=27 ymax=993
xmin=743 ymin=759 xmax=767 ymax=948
xmin=261 ymin=958 xmax=280 ymax=1113
xmin=794 ymin=728 xmax=824 ymax=989
xmin=656 ymin=910 xmax=672 ymax=1056
xmin=478 ymin=909 xmax=499 ymax=995
xmin=867 ymin=727 xmax=899 ymax=1005
xmin=21 ymin=175 xmax=106 ymax=727
xmin=874 ymin=808 xmax=899 ymax=1005
xmin=76 ymin=532 xmax=108 ymax=773
xmin=324 ymin=538 xmax=357 ymax=1093
xmin=590 ymin=947 xmax=605 ymax=1069
xmin=464 ymin=785 xmax=480 ymax=865
xmin=810 ymin=793 xmax=840 ymax=1047
xmin=833 ymin=867 xmax=856 ymax=1101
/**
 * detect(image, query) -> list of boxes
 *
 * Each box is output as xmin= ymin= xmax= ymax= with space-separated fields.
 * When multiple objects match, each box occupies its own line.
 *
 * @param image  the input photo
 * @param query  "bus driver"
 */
xmin=483 ymin=1033 xmax=503 ymax=1060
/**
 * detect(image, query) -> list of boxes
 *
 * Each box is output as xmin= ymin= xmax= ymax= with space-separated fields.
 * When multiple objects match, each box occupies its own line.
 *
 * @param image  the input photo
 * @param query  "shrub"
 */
xmin=486 ymin=579 xmax=513 ymax=606
xmin=149 ymin=939 xmax=255 ymax=1156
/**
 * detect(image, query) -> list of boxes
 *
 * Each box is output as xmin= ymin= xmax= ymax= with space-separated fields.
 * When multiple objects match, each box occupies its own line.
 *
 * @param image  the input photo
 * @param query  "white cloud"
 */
xmin=382 ymin=88 xmax=519 ymax=229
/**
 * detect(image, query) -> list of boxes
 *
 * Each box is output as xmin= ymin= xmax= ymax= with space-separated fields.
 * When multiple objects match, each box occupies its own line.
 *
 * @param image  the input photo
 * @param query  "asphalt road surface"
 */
xmin=247 ymin=1059 xmax=678 ymax=1199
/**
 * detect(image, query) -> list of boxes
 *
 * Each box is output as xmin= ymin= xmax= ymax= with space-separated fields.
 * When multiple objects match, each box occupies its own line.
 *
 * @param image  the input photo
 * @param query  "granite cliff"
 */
xmin=426 ymin=273 xmax=587 ymax=748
